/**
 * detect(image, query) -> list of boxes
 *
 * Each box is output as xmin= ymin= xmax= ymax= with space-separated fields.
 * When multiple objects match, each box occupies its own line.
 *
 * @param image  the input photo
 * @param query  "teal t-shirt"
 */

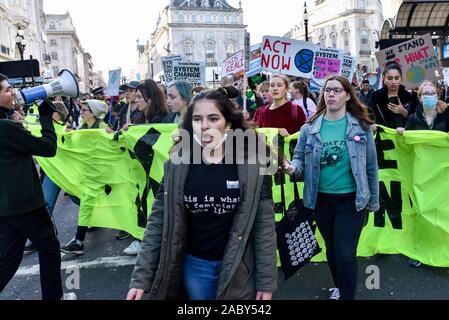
xmin=319 ymin=116 xmax=357 ymax=194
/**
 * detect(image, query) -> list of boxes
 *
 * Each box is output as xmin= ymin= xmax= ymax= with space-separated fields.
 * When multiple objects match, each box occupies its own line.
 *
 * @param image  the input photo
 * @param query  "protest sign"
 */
xmin=106 ymin=69 xmax=121 ymax=96
xmin=261 ymin=36 xmax=318 ymax=78
xmin=161 ymin=55 xmax=184 ymax=84
xmin=340 ymin=55 xmax=356 ymax=82
xmin=375 ymin=34 xmax=443 ymax=89
xmin=172 ymin=61 xmax=206 ymax=87
xmin=313 ymin=47 xmax=344 ymax=86
xmin=222 ymin=50 xmax=245 ymax=77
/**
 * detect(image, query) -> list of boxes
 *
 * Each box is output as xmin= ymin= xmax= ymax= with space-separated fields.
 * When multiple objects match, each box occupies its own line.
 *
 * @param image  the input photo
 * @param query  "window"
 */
xmin=206 ymin=52 xmax=216 ymax=66
xmin=49 ymin=21 xmax=56 ymax=30
xmin=52 ymin=66 xmax=59 ymax=75
xmin=178 ymin=14 xmax=184 ymax=22
xmin=343 ymin=32 xmax=350 ymax=53
xmin=331 ymin=34 xmax=337 ymax=48
xmin=319 ymin=36 xmax=326 ymax=47
xmin=361 ymin=30 xmax=368 ymax=44
xmin=192 ymin=15 xmax=197 ymax=23
xmin=206 ymin=42 xmax=214 ymax=51
xmin=185 ymin=41 xmax=194 ymax=61
xmin=357 ymin=0 xmax=366 ymax=8
xmin=226 ymin=42 xmax=235 ymax=58
xmin=50 ymin=39 xmax=57 ymax=46
xmin=219 ymin=15 xmax=225 ymax=23
xmin=226 ymin=32 xmax=232 ymax=39
xmin=206 ymin=15 xmax=212 ymax=23
xmin=51 ymin=52 xmax=58 ymax=60
xmin=206 ymin=41 xmax=215 ymax=66
xmin=206 ymin=32 xmax=213 ymax=39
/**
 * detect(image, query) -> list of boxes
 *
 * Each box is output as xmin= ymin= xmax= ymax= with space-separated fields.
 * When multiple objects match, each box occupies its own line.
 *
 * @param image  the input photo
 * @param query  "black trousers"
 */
xmin=314 ymin=192 xmax=366 ymax=300
xmin=0 ymin=206 xmax=63 ymax=300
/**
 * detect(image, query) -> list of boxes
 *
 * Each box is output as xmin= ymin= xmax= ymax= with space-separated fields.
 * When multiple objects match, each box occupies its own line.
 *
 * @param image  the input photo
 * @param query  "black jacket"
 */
xmin=406 ymin=104 xmax=449 ymax=132
xmin=370 ymin=85 xmax=417 ymax=129
xmin=0 ymin=107 xmax=57 ymax=216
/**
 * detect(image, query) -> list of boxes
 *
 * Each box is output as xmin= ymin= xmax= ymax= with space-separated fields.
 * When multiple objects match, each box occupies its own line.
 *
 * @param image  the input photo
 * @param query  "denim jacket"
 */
xmin=291 ymin=113 xmax=380 ymax=213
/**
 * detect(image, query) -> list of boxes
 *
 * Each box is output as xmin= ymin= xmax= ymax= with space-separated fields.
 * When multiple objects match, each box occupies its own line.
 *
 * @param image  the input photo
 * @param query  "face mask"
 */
xmin=193 ymin=132 xmax=229 ymax=150
xmin=422 ymin=95 xmax=438 ymax=111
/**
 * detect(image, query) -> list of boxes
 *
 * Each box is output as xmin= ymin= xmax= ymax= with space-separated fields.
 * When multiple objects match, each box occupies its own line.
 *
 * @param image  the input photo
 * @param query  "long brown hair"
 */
xmin=310 ymin=75 xmax=374 ymax=131
xmin=136 ymin=79 xmax=169 ymax=123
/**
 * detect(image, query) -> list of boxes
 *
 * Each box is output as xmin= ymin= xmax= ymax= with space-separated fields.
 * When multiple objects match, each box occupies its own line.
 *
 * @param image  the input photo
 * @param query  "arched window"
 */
xmin=343 ymin=32 xmax=350 ymax=54
xmin=331 ymin=34 xmax=337 ymax=48
xmin=205 ymin=41 xmax=216 ymax=66
xmin=226 ymin=42 xmax=235 ymax=58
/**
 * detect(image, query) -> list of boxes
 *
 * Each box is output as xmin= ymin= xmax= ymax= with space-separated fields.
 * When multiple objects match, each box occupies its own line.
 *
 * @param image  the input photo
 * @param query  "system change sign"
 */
xmin=172 ymin=61 xmax=206 ymax=87
xmin=375 ymin=33 xmax=443 ymax=89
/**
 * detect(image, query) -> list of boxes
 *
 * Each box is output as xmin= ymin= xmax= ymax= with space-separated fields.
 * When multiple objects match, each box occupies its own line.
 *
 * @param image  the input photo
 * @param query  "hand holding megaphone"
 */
xmin=38 ymin=100 xmax=57 ymax=116
xmin=15 ymin=69 xmax=79 ymax=107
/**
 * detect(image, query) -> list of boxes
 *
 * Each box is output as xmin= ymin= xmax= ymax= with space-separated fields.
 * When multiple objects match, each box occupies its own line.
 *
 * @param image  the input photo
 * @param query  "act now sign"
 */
xmin=261 ymin=36 xmax=318 ymax=78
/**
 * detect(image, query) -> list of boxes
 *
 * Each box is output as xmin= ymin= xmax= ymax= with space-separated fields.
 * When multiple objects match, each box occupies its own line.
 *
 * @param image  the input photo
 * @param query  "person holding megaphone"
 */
xmin=0 ymin=73 xmax=76 ymax=300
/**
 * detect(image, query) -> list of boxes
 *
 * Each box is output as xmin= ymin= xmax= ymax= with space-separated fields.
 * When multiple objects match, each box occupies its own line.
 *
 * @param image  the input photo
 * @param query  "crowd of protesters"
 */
xmin=1 ymin=59 xmax=449 ymax=301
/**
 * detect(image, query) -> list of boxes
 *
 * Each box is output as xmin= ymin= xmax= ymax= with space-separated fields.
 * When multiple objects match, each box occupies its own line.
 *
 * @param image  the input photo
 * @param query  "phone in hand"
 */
xmin=388 ymin=96 xmax=400 ymax=105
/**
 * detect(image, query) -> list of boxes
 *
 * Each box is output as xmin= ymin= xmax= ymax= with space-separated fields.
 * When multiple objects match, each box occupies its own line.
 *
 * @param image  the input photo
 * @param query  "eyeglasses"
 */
xmin=324 ymin=88 xmax=345 ymax=95
xmin=422 ymin=92 xmax=438 ymax=97
xmin=80 ymin=107 xmax=91 ymax=113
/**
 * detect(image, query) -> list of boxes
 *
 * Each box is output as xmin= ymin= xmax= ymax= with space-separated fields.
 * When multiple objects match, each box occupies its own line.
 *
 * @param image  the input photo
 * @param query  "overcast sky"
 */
xmin=43 ymin=0 xmax=393 ymax=78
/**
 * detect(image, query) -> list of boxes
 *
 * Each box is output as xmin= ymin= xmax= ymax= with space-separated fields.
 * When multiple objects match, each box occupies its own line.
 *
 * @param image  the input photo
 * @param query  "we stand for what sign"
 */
xmin=172 ymin=61 xmax=206 ymax=87
xmin=375 ymin=33 xmax=443 ymax=90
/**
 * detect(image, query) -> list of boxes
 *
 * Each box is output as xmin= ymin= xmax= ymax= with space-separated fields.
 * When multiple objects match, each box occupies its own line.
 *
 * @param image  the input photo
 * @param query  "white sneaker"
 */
xmin=123 ymin=240 xmax=141 ymax=256
xmin=328 ymin=288 xmax=340 ymax=300
xmin=62 ymin=292 xmax=77 ymax=300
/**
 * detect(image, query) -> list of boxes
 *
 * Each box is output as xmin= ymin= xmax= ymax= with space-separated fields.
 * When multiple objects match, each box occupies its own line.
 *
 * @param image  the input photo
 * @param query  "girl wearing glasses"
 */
xmin=284 ymin=75 xmax=379 ymax=300
xmin=405 ymin=81 xmax=449 ymax=132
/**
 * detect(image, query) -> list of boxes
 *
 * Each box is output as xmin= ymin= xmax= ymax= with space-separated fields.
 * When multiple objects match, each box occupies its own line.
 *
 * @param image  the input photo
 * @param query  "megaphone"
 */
xmin=15 ymin=69 xmax=80 ymax=106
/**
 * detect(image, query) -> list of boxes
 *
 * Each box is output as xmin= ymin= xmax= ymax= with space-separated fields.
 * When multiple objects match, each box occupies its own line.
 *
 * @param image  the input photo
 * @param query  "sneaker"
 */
xmin=123 ymin=240 xmax=141 ymax=256
xmin=328 ymin=288 xmax=340 ymax=300
xmin=408 ymin=259 xmax=422 ymax=267
xmin=24 ymin=240 xmax=37 ymax=254
xmin=62 ymin=292 xmax=77 ymax=300
xmin=61 ymin=239 xmax=84 ymax=255
xmin=115 ymin=230 xmax=130 ymax=240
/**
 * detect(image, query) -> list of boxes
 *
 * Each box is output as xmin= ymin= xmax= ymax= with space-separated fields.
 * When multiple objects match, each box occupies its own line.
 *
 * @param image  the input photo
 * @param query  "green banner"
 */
xmin=30 ymin=124 xmax=449 ymax=267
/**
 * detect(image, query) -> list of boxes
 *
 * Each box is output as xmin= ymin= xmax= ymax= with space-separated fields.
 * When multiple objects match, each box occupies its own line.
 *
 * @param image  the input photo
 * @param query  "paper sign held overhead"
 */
xmin=375 ymin=34 xmax=442 ymax=90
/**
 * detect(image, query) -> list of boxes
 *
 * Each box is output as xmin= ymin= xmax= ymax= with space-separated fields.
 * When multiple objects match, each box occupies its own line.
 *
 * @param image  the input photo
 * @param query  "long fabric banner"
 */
xmin=30 ymin=124 xmax=449 ymax=267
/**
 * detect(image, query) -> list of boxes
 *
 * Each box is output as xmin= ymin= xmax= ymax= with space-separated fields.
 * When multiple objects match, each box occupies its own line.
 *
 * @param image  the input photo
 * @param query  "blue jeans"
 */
xmin=42 ymin=176 xmax=61 ymax=216
xmin=183 ymin=254 xmax=222 ymax=300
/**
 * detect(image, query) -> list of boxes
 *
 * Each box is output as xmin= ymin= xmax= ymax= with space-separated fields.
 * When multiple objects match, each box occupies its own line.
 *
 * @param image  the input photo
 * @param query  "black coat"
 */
xmin=406 ymin=104 xmax=449 ymax=132
xmin=369 ymin=85 xmax=417 ymax=129
xmin=0 ymin=107 xmax=57 ymax=216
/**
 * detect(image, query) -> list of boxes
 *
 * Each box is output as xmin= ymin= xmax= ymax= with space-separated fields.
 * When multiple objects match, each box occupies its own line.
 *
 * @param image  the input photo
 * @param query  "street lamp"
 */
xmin=150 ymin=56 xmax=154 ymax=80
xmin=15 ymin=28 xmax=27 ymax=61
xmin=303 ymin=1 xmax=309 ymax=42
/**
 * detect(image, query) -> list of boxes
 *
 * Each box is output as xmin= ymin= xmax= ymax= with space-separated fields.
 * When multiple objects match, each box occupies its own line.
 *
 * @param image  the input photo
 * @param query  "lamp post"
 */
xmin=150 ymin=56 xmax=154 ymax=80
xmin=16 ymin=27 xmax=27 ymax=86
xmin=303 ymin=1 xmax=309 ymax=42
xmin=15 ymin=28 xmax=27 ymax=60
